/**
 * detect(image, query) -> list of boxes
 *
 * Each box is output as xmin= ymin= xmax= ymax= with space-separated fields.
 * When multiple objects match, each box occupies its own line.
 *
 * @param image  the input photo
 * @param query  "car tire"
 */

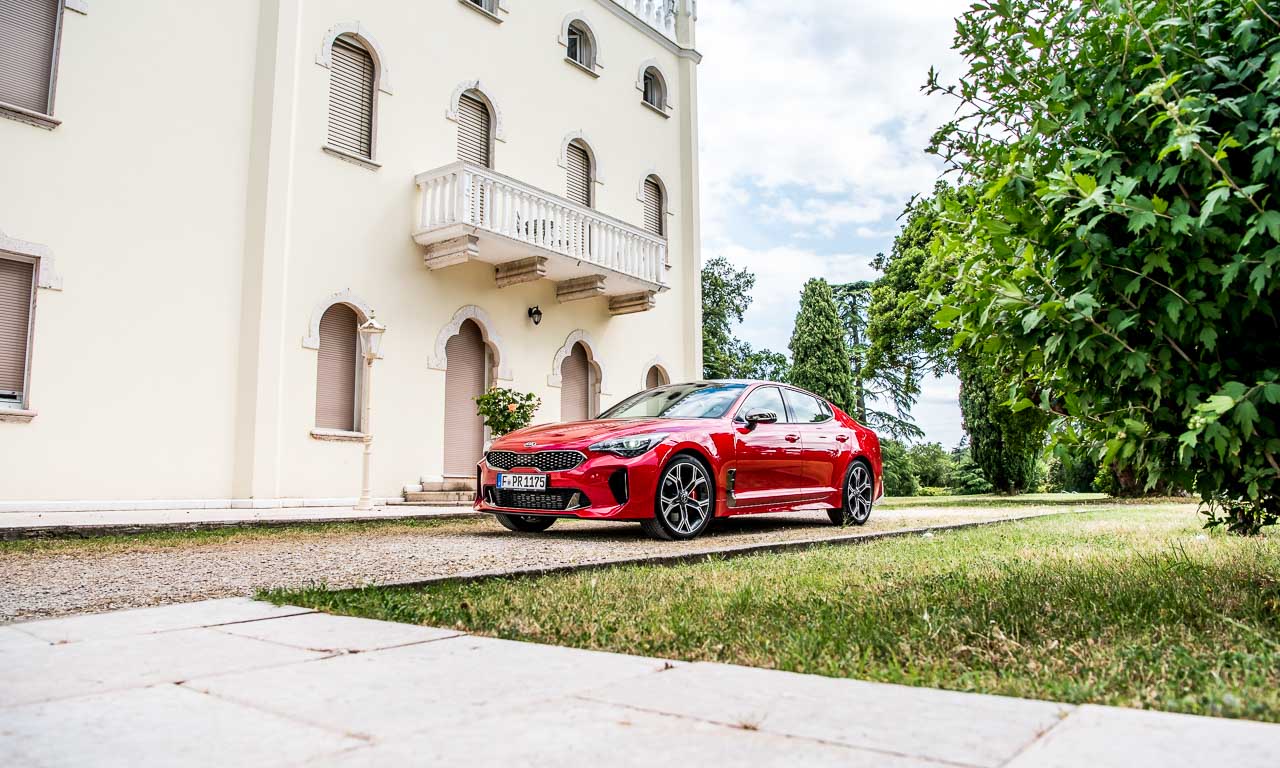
xmin=643 ymin=454 xmax=714 ymax=541
xmin=828 ymin=460 xmax=874 ymax=527
xmin=494 ymin=513 xmax=557 ymax=533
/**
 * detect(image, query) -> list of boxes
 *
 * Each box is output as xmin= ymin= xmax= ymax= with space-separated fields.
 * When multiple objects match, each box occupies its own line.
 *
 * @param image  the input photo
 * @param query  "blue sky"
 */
xmin=695 ymin=0 xmax=971 ymax=447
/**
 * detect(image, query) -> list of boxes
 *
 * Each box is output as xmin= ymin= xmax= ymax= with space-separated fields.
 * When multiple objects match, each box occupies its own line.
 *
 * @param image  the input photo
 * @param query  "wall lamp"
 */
xmin=528 ymin=306 xmax=543 ymax=326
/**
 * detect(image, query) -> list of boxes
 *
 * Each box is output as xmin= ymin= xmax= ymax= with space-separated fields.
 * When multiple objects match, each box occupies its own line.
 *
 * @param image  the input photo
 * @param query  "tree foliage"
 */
xmin=908 ymin=442 xmax=954 ymax=488
xmin=879 ymin=438 xmax=921 ymax=497
xmin=928 ymin=0 xmax=1280 ymax=531
xmin=788 ymin=278 xmax=855 ymax=412
xmin=701 ymin=256 xmax=790 ymax=381
xmin=957 ymin=355 xmax=1052 ymax=494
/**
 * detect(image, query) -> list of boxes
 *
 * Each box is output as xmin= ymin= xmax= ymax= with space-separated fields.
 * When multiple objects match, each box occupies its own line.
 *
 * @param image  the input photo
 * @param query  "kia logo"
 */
xmin=523 ymin=441 xmax=537 ymax=448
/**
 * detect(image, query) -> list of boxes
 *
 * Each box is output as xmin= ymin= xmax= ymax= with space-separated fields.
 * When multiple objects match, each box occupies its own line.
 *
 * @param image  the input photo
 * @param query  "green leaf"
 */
xmin=1074 ymin=174 xmax=1098 ymax=196
xmin=1022 ymin=309 xmax=1044 ymax=333
xmin=1234 ymin=400 xmax=1259 ymax=438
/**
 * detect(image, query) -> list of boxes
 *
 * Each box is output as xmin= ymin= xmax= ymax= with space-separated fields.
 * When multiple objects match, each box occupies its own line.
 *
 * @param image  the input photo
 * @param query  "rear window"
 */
xmin=782 ymin=389 xmax=829 ymax=423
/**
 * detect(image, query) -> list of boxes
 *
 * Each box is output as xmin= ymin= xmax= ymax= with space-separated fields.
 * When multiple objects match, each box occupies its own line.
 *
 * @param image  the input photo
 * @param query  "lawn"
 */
xmin=265 ymin=507 xmax=1280 ymax=722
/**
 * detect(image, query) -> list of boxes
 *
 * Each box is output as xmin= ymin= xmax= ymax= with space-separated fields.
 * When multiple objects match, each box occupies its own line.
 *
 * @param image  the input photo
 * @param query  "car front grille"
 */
xmin=487 ymin=487 xmax=585 ymax=511
xmin=485 ymin=450 xmax=585 ymax=472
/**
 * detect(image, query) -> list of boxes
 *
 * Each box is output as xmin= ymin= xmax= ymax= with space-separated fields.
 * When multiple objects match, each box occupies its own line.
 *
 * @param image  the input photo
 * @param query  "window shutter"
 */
xmin=315 ymin=304 xmax=358 ymax=431
xmin=326 ymin=36 xmax=375 ymax=158
xmin=443 ymin=320 xmax=486 ymax=476
xmin=0 ymin=0 xmax=60 ymax=113
xmin=566 ymin=142 xmax=592 ymax=207
xmin=560 ymin=343 xmax=591 ymax=422
xmin=457 ymin=93 xmax=491 ymax=167
xmin=645 ymin=366 xmax=665 ymax=389
xmin=0 ymin=258 xmax=34 ymax=405
xmin=643 ymin=178 xmax=664 ymax=236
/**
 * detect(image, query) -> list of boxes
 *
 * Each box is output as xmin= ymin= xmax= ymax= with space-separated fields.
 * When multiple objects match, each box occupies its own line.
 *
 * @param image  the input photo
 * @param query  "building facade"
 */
xmin=0 ymin=0 xmax=702 ymax=510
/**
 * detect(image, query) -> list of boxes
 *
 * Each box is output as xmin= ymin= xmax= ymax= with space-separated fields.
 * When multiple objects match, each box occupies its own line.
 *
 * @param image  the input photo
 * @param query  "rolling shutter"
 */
xmin=0 ymin=0 xmax=60 ymax=113
xmin=457 ymin=93 xmax=491 ymax=167
xmin=566 ymin=142 xmax=592 ymax=207
xmin=327 ymin=35 xmax=375 ymax=158
xmin=643 ymin=178 xmax=664 ymax=236
xmin=315 ymin=304 xmax=358 ymax=431
xmin=0 ymin=258 xmax=34 ymax=405
xmin=560 ymin=343 xmax=591 ymax=422
xmin=444 ymin=320 xmax=486 ymax=476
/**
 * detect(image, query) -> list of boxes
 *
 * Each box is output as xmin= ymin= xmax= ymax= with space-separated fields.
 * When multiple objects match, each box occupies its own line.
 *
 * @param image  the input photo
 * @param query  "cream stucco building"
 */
xmin=0 ymin=0 xmax=702 ymax=510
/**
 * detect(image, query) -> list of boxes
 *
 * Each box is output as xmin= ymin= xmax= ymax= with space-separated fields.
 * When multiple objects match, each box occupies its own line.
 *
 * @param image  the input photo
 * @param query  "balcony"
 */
xmin=616 ymin=0 xmax=679 ymax=40
xmin=413 ymin=162 xmax=667 ymax=315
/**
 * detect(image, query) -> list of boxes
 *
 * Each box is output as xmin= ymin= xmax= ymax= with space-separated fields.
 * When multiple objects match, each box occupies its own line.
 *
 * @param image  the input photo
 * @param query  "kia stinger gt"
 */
xmin=475 ymin=381 xmax=883 ymax=540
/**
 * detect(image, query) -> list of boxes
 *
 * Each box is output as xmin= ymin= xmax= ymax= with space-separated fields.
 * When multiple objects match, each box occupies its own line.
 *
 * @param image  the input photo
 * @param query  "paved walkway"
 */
xmin=2 ymin=598 xmax=1277 ymax=767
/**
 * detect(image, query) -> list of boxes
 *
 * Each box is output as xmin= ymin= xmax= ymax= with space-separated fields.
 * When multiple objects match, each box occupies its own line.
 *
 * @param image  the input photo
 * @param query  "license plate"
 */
xmin=497 ymin=473 xmax=548 ymax=491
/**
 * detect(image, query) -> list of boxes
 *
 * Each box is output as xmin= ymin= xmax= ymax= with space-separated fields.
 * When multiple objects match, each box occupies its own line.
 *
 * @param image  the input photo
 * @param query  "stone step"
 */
xmin=400 ymin=490 xmax=475 ymax=506
xmin=420 ymin=479 xmax=477 ymax=492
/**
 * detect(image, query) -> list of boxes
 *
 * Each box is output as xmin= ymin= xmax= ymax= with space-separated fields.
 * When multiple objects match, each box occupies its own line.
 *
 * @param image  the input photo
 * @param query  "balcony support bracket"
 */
xmin=608 ymin=291 xmax=657 ymax=315
xmin=423 ymin=234 xmax=480 ymax=270
xmin=495 ymin=256 xmax=549 ymax=288
xmin=556 ymin=275 xmax=607 ymax=303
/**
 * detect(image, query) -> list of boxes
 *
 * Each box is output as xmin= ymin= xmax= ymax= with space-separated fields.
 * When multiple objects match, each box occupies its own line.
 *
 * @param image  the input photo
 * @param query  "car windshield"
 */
xmin=599 ymin=383 xmax=747 ymax=420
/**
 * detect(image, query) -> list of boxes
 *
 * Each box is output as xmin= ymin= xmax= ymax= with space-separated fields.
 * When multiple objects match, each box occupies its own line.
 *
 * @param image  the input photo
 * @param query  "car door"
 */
xmin=730 ymin=386 xmax=807 ymax=507
xmin=781 ymin=388 xmax=844 ymax=495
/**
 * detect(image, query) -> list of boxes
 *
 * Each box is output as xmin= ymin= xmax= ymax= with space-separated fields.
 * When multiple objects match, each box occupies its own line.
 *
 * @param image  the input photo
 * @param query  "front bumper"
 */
xmin=474 ymin=450 xmax=662 ymax=520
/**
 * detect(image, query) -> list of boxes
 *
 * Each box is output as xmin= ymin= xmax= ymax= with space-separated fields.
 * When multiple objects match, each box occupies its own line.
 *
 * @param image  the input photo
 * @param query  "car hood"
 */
xmin=492 ymin=418 xmax=706 ymax=450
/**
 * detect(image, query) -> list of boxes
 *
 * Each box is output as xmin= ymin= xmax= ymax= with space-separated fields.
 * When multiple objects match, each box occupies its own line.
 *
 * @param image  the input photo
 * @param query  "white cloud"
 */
xmin=696 ymin=1 xmax=971 ymax=445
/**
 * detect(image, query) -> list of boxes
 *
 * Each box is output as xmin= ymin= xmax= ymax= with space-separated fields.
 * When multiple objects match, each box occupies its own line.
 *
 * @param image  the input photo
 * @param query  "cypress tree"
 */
xmin=787 ymin=278 xmax=854 ymax=412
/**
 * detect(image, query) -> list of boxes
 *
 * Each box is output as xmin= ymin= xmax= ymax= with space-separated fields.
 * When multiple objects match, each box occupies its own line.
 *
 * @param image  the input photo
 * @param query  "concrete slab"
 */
xmin=10 ymin=597 xmax=313 ymax=643
xmin=581 ymin=661 xmax=1072 ymax=768
xmin=320 ymin=698 xmax=941 ymax=767
xmin=1005 ymin=704 xmax=1280 ymax=768
xmin=215 ymin=611 xmax=462 ymax=653
xmin=184 ymin=634 xmax=678 ymax=740
xmin=0 ymin=625 xmax=48 ymax=651
xmin=0 ymin=627 xmax=326 ymax=707
xmin=0 ymin=683 xmax=364 ymax=768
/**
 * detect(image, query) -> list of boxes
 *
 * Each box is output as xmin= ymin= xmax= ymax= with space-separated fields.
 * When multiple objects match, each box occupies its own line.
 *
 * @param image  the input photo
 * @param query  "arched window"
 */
xmin=465 ymin=0 xmax=497 ymax=13
xmin=443 ymin=319 xmax=490 ymax=477
xmin=560 ymin=342 xmax=599 ymax=422
xmin=457 ymin=90 xmax=493 ymax=167
xmin=0 ymin=0 xmax=62 ymax=120
xmin=566 ymin=139 xmax=593 ymax=207
xmin=326 ymin=35 xmax=376 ymax=159
xmin=566 ymin=20 xmax=595 ymax=69
xmin=315 ymin=303 xmax=359 ymax=431
xmin=642 ymin=175 xmax=665 ymax=236
xmin=642 ymin=67 xmax=667 ymax=110
xmin=645 ymin=365 xmax=669 ymax=389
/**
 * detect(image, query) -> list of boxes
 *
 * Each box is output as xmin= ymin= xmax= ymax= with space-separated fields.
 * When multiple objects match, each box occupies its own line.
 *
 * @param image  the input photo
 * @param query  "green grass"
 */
xmin=264 ymin=508 xmax=1280 ymax=722
xmin=879 ymin=492 xmax=1178 ymax=508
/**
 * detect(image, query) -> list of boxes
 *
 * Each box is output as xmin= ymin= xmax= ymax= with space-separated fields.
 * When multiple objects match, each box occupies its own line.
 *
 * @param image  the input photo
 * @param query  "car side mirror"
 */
xmin=743 ymin=409 xmax=778 ymax=429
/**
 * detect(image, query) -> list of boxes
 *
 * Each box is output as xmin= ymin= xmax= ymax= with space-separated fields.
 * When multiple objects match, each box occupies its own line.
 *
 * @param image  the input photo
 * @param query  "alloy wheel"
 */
xmin=846 ymin=463 xmax=873 ymax=524
xmin=658 ymin=459 xmax=711 ymax=536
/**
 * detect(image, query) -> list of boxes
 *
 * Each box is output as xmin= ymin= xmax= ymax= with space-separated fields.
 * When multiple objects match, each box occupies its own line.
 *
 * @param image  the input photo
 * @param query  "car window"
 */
xmin=735 ymin=386 xmax=785 ymax=421
xmin=598 ymin=383 xmax=747 ymax=419
xmin=782 ymin=389 xmax=828 ymax=423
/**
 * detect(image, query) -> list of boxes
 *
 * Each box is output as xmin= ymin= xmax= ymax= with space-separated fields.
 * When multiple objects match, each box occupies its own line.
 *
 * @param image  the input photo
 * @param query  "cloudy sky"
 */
xmin=695 ymin=0 xmax=970 ymax=447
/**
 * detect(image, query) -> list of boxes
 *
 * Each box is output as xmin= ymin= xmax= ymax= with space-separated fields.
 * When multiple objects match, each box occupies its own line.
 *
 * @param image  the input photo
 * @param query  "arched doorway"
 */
xmin=645 ymin=364 xmax=669 ymax=389
xmin=443 ymin=319 xmax=488 ymax=477
xmin=560 ymin=342 xmax=598 ymax=422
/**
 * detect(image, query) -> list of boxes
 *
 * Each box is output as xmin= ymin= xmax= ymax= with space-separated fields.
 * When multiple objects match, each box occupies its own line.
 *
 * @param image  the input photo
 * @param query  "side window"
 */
xmin=782 ymin=389 xmax=827 ymax=423
xmin=0 ymin=0 xmax=63 ymax=121
xmin=737 ymin=386 xmax=785 ymax=421
xmin=326 ymin=35 xmax=376 ymax=160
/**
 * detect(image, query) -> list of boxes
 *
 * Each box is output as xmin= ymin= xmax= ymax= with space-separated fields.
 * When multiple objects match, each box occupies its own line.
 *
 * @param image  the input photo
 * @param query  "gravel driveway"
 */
xmin=0 ymin=504 xmax=1141 ymax=622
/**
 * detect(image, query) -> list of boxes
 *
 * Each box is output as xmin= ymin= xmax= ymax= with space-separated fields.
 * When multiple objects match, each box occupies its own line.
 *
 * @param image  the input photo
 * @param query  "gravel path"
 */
xmin=0 ymin=504 xmax=1174 ymax=622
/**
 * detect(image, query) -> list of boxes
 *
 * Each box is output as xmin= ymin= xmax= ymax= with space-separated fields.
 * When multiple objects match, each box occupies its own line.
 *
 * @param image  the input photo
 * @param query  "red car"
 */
xmin=475 ymin=380 xmax=883 ymax=540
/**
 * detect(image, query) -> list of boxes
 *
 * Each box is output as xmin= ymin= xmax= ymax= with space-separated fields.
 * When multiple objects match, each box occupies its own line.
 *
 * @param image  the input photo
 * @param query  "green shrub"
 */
xmin=474 ymin=387 xmax=540 ymax=438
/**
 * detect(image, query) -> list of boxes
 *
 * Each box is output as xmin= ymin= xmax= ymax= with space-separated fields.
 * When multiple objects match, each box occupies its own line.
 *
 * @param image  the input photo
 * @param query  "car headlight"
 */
xmin=588 ymin=433 xmax=670 ymax=458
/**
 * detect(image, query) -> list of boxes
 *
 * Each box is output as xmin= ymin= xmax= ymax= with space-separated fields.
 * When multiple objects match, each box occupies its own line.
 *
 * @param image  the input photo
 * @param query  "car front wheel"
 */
xmin=641 ymin=455 xmax=713 ymax=541
xmin=494 ymin=513 xmax=557 ymax=533
xmin=828 ymin=460 xmax=873 ymax=527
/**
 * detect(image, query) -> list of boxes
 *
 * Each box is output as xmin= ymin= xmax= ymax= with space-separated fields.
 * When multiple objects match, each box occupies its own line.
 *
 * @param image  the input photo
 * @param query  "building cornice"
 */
xmin=594 ymin=0 xmax=702 ymax=63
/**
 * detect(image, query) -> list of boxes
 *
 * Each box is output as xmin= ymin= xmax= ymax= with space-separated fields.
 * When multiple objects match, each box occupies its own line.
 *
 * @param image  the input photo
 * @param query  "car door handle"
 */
xmin=784 ymin=434 xmax=800 ymax=443
xmin=836 ymin=434 xmax=850 ymax=442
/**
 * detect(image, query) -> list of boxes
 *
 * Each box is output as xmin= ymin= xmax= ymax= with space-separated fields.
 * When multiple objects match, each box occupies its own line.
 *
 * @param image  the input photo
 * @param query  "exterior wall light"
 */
xmin=355 ymin=314 xmax=387 ymax=511
xmin=528 ymin=306 xmax=543 ymax=325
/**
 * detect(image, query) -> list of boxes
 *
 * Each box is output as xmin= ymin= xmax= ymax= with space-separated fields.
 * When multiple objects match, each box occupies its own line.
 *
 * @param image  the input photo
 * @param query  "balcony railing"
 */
xmin=616 ymin=0 xmax=679 ymax=40
xmin=413 ymin=161 xmax=667 ymax=292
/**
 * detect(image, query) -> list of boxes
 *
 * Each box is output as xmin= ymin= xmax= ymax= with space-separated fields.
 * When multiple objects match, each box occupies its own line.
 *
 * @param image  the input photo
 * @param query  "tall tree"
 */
xmin=928 ymin=0 xmax=1280 ymax=532
xmin=701 ymin=256 xmax=789 ymax=381
xmin=957 ymin=354 xmax=1050 ymax=494
xmin=832 ymin=281 xmax=923 ymax=439
xmin=788 ymin=278 xmax=855 ymax=412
